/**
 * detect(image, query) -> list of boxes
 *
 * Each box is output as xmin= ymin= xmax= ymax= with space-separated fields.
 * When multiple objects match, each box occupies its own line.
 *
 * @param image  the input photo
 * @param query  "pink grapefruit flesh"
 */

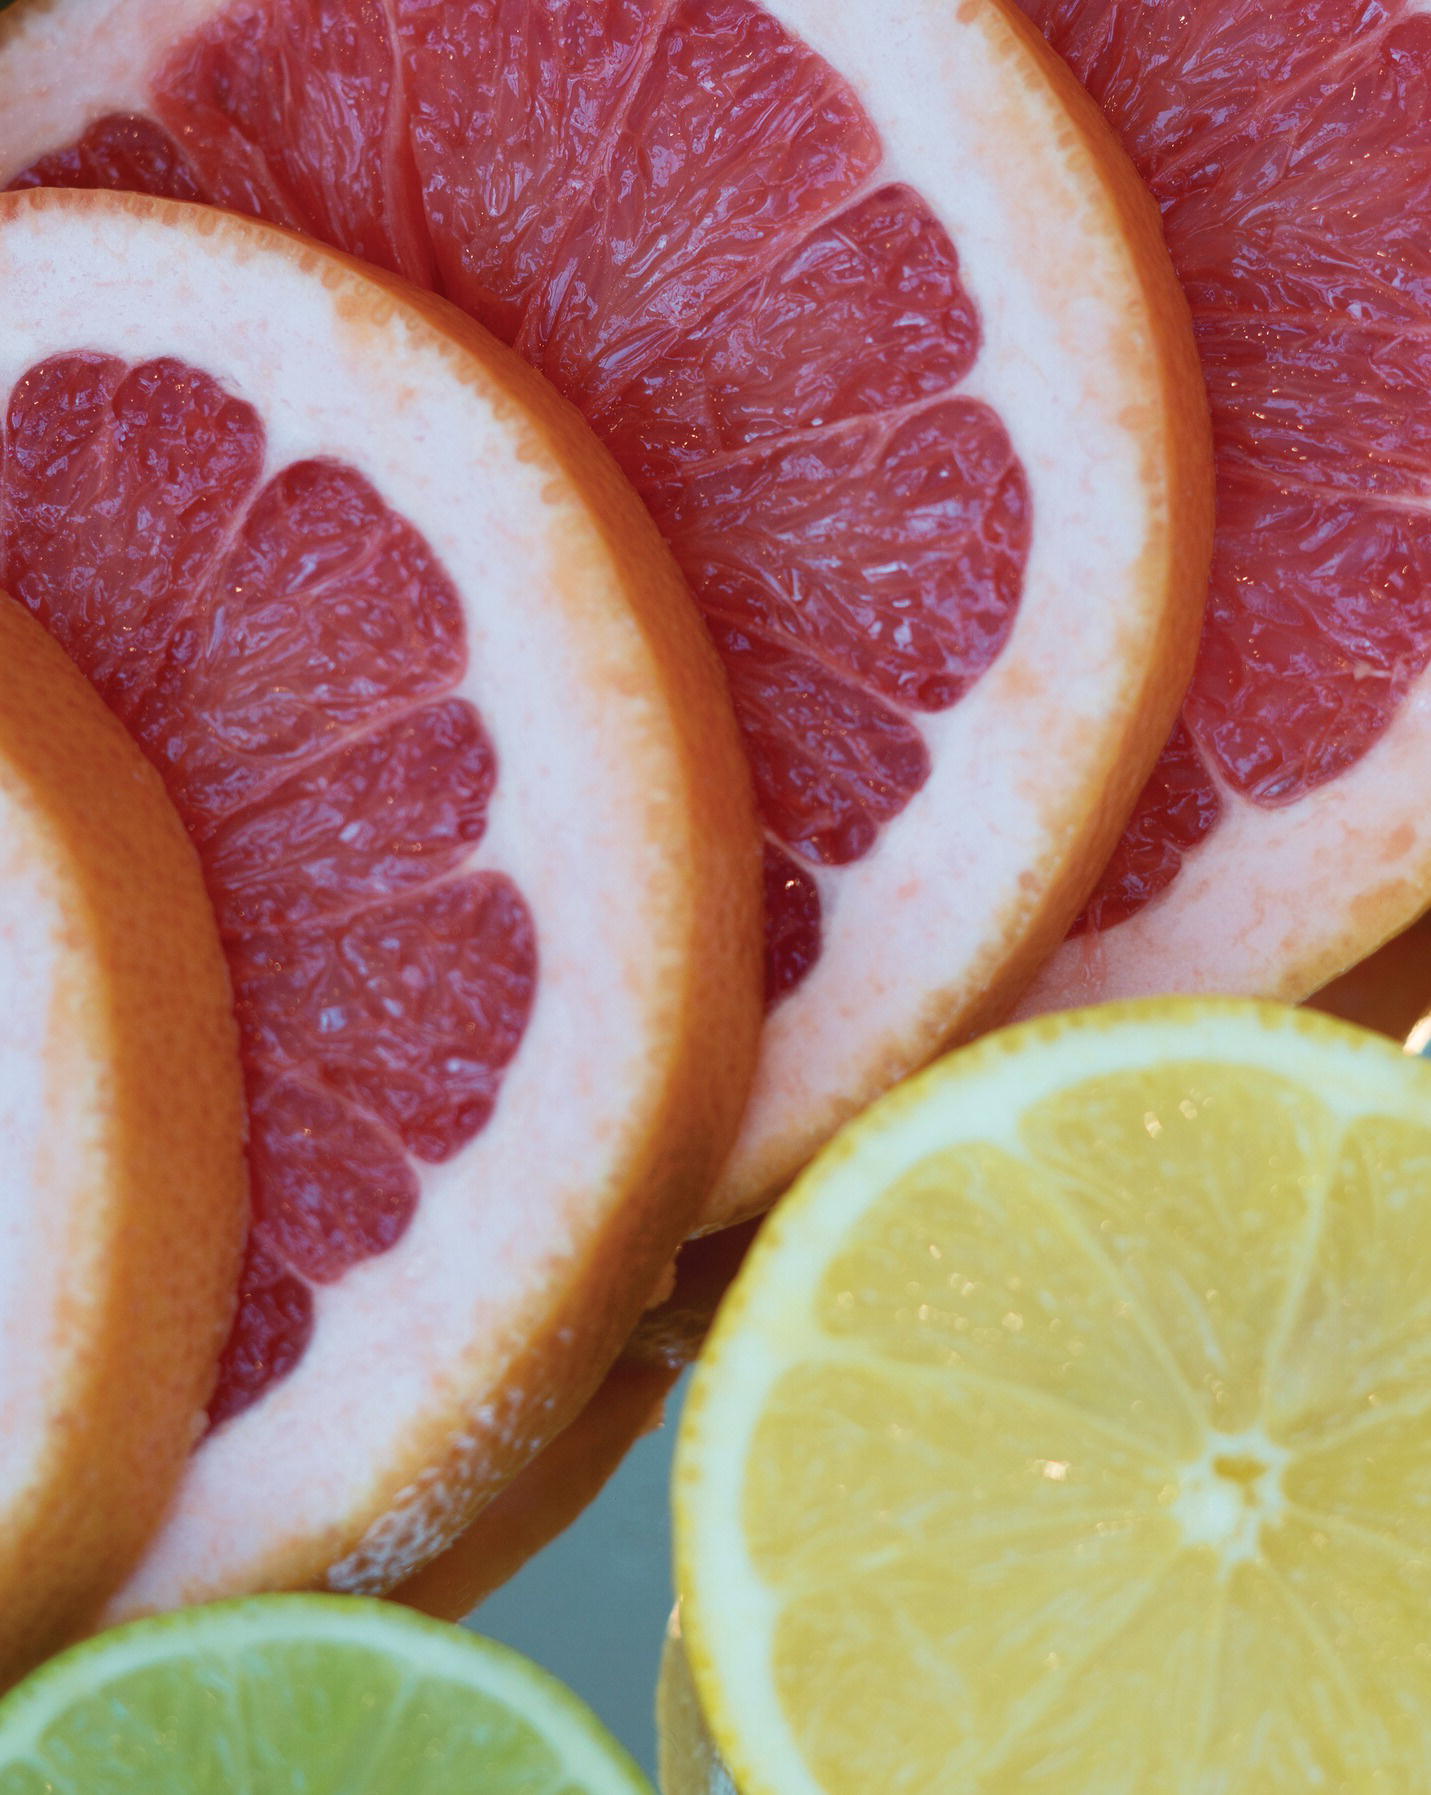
xmin=0 ymin=0 xmax=1213 ymax=1220
xmin=1014 ymin=0 xmax=1431 ymax=1012
xmin=0 ymin=186 xmax=761 ymax=1613
xmin=0 ymin=592 xmax=246 ymax=1680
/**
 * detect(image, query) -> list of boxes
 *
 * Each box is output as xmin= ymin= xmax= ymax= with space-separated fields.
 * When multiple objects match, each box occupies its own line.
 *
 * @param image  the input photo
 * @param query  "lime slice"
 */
xmin=0 ymin=1595 xmax=652 ymax=1794
xmin=676 ymin=997 xmax=1431 ymax=1793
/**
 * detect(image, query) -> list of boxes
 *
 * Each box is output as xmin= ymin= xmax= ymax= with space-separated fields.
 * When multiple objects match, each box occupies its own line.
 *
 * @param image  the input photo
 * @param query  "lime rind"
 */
xmin=0 ymin=1595 xmax=652 ymax=1795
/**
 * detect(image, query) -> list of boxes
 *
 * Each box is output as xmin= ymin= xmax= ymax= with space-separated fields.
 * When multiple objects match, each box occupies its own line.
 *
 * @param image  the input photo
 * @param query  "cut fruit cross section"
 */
xmin=0 ymin=0 xmax=1213 ymax=1222
xmin=677 ymin=998 xmax=1431 ymax=1794
xmin=0 ymin=1596 xmax=655 ymax=1794
xmin=0 ymin=187 xmax=761 ymax=1616
xmin=1015 ymin=0 xmax=1431 ymax=1013
xmin=0 ymin=594 xmax=246 ymax=1683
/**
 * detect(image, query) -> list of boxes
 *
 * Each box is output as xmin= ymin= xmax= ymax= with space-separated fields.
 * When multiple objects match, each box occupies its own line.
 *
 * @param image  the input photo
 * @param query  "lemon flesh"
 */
xmin=677 ymin=998 xmax=1431 ymax=1795
xmin=0 ymin=1595 xmax=652 ymax=1794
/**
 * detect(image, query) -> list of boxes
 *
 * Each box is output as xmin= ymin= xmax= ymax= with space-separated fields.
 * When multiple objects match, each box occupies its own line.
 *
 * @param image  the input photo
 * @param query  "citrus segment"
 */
xmin=0 ymin=186 xmax=762 ymax=1615
xmin=677 ymin=1000 xmax=1431 ymax=1793
xmin=1265 ymin=1113 xmax=1431 ymax=1446
xmin=0 ymin=0 xmax=1212 ymax=1220
xmin=9 ymin=343 xmax=535 ymax=1423
xmin=0 ymin=594 xmax=246 ymax=1683
xmin=1014 ymin=0 xmax=1431 ymax=1008
xmin=811 ymin=1140 xmax=1198 ymax=1459
xmin=0 ymin=1596 xmax=653 ymax=1794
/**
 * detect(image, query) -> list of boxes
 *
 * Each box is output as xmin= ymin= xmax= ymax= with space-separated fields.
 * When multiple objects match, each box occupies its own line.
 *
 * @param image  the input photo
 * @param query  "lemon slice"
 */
xmin=675 ymin=998 xmax=1431 ymax=1793
xmin=0 ymin=1596 xmax=651 ymax=1793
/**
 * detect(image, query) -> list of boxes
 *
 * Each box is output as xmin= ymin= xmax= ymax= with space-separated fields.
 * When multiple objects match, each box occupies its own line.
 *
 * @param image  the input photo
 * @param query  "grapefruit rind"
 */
xmin=676 ymin=999 xmax=1431 ymax=1795
xmin=1012 ymin=0 xmax=1431 ymax=1019
xmin=0 ymin=187 xmax=762 ymax=1614
xmin=1021 ymin=728 xmax=1431 ymax=1017
xmin=0 ymin=0 xmax=1212 ymax=1234
xmin=696 ymin=0 xmax=1213 ymax=1218
xmin=0 ymin=593 xmax=247 ymax=1682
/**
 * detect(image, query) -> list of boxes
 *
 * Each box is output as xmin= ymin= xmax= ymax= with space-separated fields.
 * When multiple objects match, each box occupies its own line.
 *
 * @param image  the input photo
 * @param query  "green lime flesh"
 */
xmin=0 ymin=1595 xmax=653 ymax=1795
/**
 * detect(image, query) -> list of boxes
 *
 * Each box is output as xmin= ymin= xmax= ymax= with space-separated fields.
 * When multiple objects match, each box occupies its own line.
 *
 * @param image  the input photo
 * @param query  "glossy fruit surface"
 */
xmin=1018 ymin=0 xmax=1431 ymax=1013
xmin=0 ymin=0 xmax=1211 ymax=1220
xmin=0 ymin=185 xmax=761 ymax=1617
xmin=679 ymin=998 xmax=1431 ymax=1793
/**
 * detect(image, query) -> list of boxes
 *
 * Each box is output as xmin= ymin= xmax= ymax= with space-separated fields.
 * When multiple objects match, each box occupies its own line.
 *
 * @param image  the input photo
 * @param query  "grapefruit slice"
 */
xmin=394 ymin=1216 xmax=760 ymax=1622
xmin=0 ymin=0 xmax=1212 ymax=1221
xmin=0 ymin=187 xmax=761 ymax=1615
xmin=1012 ymin=0 xmax=1431 ymax=1013
xmin=0 ymin=593 xmax=246 ymax=1680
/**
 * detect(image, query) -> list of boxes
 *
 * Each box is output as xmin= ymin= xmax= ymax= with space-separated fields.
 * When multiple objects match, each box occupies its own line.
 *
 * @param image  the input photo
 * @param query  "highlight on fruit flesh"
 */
xmin=0 ymin=0 xmax=1213 ymax=1225
xmin=677 ymin=998 xmax=1431 ymax=1794
xmin=1015 ymin=0 xmax=1431 ymax=1015
xmin=0 ymin=186 xmax=763 ymax=1619
xmin=0 ymin=592 xmax=247 ymax=1684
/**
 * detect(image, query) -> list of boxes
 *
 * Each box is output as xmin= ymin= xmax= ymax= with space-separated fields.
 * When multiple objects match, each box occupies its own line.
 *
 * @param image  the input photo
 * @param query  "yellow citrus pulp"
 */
xmin=676 ymin=998 xmax=1431 ymax=1792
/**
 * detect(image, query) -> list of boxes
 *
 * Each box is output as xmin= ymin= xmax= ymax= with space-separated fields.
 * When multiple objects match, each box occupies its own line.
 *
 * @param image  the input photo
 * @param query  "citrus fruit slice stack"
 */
xmin=0 ymin=184 xmax=762 ymax=1618
xmin=0 ymin=595 xmax=246 ymax=1682
xmin=0 ymin=0 xmax=1212 ymax=1222
xmin=0 ymin=1596 xmax=653 ymax=1794
xmin=1015 ymin=0 xmax=1431 ymax=1013
xmin=678 ymin=999 xmax=1431 ymax=1792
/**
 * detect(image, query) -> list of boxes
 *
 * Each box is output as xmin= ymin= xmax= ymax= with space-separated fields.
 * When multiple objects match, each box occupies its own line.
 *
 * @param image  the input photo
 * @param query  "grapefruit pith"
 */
xmin=0 ymin=0 xmax=1213 ymax=1221
xmin=0 ymin=593 xmax=246 ymax=1681
xmin=0 ymin=187 xmax=762 ymax=1615
xmin=394 ymin=1215 xmax=761 ymax=1622
xmin=1015 ymin=0 xmax=1431 ymax=1013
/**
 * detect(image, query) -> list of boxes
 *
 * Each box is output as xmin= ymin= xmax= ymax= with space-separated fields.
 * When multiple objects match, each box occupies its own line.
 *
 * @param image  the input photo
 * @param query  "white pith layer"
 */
xmin=0 ymin=0 xmax=1195 ymax=1224
xmin=719 ymin=0 xmax=1192 ymax=1204
xmin=1020 ymin=670 xmax=1431 ymax=1016
xmin=0 ymin=195 xmax=721 ymax=1609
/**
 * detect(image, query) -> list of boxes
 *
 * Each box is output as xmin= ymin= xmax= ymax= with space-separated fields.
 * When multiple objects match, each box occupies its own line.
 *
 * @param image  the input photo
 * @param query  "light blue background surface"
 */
xmin=467 ymin=1371 xmax=691 ymax=1781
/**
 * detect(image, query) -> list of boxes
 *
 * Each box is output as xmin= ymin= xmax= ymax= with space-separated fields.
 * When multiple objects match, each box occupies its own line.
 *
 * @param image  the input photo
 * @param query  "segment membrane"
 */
xmin=1020 ymin=1063 xmax=1337 ymax=1432
xmin=396 ymin=0 xmax=666 ymax=339
xmin=757 ymin=1408 xmax=1177 ymax=1791
xmin=744 ymin=1362 xmax=1172 ymax=1593
xmin=0 ymin=353 xmax=536 ymax=1422
xmin=5 ymin=0 xmax=1032 ymax=1002
xmin=1268 ymin=1112 xmax=1431 ymax=1443
xmin=155 ymin=0 xmax=435 ymax=283
xmin=813 ymin=1140 xmax=1199 ymax=1457
xmin=1018 ymin=0 xmax=1431 ymax=926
